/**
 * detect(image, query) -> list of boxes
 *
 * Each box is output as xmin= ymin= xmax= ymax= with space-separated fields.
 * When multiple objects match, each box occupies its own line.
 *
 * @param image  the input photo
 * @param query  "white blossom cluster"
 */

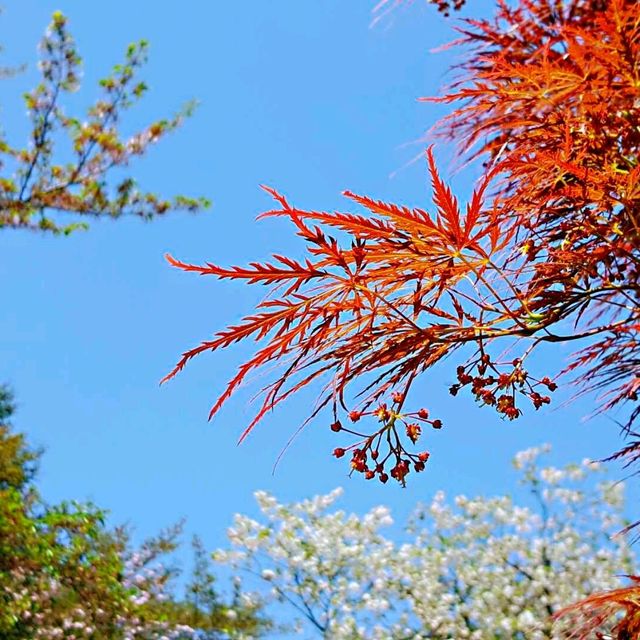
xmin=213 ymin=446 xmax=633 ymax=639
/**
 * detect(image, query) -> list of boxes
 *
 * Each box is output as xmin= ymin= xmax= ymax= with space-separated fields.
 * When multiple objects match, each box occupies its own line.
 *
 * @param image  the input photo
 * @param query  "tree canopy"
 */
xmin=0 ymin=12 xmax=208 ymax=235
xmin=214 ymin=446 xmax=633 ymax=639
xmin=0 ymin=386 xmax=269 ymax=639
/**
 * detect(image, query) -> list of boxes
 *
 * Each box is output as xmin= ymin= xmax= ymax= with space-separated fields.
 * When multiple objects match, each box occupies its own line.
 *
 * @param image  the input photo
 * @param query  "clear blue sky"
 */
xmin=0 ymin=0 xmax=633 ymax=580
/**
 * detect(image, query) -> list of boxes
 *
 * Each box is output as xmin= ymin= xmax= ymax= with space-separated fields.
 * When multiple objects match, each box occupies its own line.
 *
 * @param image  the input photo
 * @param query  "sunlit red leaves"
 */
xmin=164 ymin=150 xmax=526 ymax=481
xmin=428 ymin=0 xmax=640 ymax=423
xmin=554 ymin=577 xmax=640 ymax=640
xmin=418 ymin=2 xmax=639 ymax=632
xmin=166 ymin=0 xmax=638 ymax=501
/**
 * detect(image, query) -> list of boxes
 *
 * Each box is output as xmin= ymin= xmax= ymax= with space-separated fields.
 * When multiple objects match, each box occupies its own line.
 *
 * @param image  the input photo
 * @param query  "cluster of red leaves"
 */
xmin=163 ymin=146 xmax=563 ymax=482
xmin=426 ymin=0 xmax=640 ymax=636
xmin=165 ymin=0 xmax=639 ymax=501
xmin=552 ymin=576 xmax=640 ymax=639
xmin=428 ymin=0 xmax=640 ymax=435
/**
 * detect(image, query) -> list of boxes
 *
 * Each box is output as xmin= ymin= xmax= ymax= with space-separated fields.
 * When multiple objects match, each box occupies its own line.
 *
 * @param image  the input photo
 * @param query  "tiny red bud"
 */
xmin=330 ymin=420 xmax=342 ymax=432
xmin=333 ymin=447 xmax=346 ymax=458
xmin=406 ymin=422 xmax=421 ymax=443
xmin=379 ymin=473 xmax=389 ymax=484
xmin=392 ymin=460 xmax=410 ymax=481
xmin=418 ymin=451 xmax=430 ymax=462
xmin=498 ymin=374 xmax=510 ymax=387
xmin=351 ymin=451 xmax=367 ymax=472
xmin=418 ymin=408 xmax=429 ymax=419
xmin=348 ymin=410 xmax=362 ymax=422
xmin=431 ymin=419 xmax=442 ymax=430
xmin=391 ymin=391 xmax=404 ymax=404
xmin=365 ymin=470 xmax=375 ymax=480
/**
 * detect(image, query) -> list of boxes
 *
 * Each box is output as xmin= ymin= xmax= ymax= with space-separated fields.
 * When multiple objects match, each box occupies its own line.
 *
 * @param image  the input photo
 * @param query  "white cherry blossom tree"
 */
xmin=214 ymin=446 xmax=634 ymax=639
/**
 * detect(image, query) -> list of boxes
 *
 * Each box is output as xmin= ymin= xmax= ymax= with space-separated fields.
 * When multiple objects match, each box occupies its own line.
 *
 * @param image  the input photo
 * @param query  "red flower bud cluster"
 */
xmin=449 ymin=355 xmax=557 ymax=421
xmin=329 ymin=391 xmax=441 ymax=486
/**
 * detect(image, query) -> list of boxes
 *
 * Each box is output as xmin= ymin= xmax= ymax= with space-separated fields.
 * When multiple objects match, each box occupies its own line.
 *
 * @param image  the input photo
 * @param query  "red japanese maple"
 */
xmin=164 ymin=0 xmax=638 ymax=492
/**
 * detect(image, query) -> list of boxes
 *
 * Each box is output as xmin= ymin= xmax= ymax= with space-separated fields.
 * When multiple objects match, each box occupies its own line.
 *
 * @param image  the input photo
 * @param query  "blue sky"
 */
xmin=0 ymin=0 xmax=634 ymax=588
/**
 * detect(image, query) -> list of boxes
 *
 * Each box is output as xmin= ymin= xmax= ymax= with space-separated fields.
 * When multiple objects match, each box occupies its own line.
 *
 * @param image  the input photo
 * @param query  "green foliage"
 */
xmin=0 ymin=385 xmax=39 ymax=491
xmin=0 ymin=490 xmax=130 ymax=639
xmin=0 ymin=388 xmax=269 ymax=639
xmin=0 ymin=12 xmax=209 ymax=235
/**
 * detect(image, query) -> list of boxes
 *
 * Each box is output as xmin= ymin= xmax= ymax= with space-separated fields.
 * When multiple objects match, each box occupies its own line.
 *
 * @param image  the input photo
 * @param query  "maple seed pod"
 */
xmin=418 ymin=452 xmax=430 ymax=462
xmin=371 ymin=450 xmax=379 ymax=460
xmin=379 ymin=473 xmax=389 ymax=484
xmin=333 ymin=447 xmax=346 ymax=458
xmin=431 ymin=419 xmax=443 ymax=430
xmin=330 ymin=421 xmax=342 ymax=432
xmin=418 ymin=408 xmax=429 ymax=419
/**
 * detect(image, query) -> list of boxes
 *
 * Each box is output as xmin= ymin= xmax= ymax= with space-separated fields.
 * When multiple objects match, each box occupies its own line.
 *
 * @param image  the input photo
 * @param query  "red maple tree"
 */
xmin=166 ymin=2 xmax=639 ymax=631
xmin=164 ymin=0 xmax=638 ymax=493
